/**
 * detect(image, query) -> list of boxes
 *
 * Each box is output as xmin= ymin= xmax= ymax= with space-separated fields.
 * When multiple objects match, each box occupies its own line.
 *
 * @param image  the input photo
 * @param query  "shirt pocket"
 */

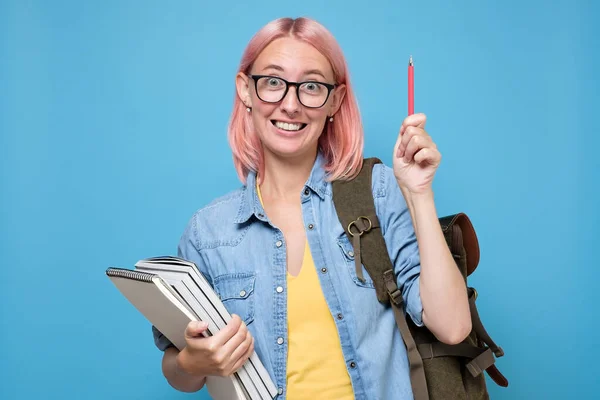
xmin=212 ymin=272 xmax=256 ymax=325
xmin=336 ymin=234 xmax=376 ymax=289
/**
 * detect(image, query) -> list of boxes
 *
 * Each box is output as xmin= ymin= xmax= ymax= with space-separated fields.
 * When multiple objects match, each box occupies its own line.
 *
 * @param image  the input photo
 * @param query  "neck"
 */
xmin=258 ymin=148 xmax=317 ymax=202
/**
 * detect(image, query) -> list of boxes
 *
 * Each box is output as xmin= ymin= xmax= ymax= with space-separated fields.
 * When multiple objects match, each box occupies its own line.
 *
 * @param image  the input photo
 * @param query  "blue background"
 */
xmin=1 ymin=0 xmax=598 ymax=399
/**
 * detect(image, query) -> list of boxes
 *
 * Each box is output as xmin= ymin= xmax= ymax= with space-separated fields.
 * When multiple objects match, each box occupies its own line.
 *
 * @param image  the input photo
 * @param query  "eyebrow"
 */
xmin=262 ymin=64 xmax=284 ymax=73
xmin=303 ymin=69 xmax=327 ymax=80
xmin=260 ymin=65 xmax=328 ymax=80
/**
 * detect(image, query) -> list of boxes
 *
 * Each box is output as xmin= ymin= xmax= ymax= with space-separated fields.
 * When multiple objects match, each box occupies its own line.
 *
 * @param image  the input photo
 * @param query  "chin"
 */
xmin=264 ymin=142 xmax=313 ymax=159
xmin=262 ymin=136 xmax=320 ymax=161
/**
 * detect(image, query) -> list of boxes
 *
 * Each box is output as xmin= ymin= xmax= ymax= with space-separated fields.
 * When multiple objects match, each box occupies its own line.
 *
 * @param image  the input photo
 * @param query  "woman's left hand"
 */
xmin=393 ymin=113 xmax=441 ymax=195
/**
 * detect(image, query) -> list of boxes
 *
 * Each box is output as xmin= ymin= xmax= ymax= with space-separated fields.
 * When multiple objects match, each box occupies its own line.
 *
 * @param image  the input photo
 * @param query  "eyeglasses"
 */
xmin=247 ymin=74 xmax=336 ymax=109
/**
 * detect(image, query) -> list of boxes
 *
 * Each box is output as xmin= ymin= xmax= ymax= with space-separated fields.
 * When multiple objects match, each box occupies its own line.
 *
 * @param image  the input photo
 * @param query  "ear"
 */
xmin=329 ymin=83 xmax=346 ymax=116
xmin=235 ymin=72 xmax=252 ymax=108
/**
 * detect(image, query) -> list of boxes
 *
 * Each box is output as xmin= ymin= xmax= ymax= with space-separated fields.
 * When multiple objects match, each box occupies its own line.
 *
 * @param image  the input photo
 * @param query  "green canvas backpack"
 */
xmin=331 ymin=157 xmax=508 ymax=400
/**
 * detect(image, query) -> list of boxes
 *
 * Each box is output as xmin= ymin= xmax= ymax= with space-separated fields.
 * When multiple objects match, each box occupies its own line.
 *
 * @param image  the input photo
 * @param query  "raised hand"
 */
xmin=393 ymin=113 xmax=442 ymax=195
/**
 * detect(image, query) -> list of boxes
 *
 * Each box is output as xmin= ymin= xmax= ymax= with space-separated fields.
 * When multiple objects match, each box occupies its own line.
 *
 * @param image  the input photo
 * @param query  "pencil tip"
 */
xmin=409 ymin=55 xmax=413 ymax=66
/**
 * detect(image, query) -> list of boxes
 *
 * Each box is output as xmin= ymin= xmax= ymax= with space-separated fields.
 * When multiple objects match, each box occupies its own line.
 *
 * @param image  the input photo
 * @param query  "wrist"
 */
xmin=407 ymin=188 xmax=434 ymax=203
xmin=398 ymin=185 xmax=437 ymax=235
xmin=398 ymin=184 xmax=434 ymax=206
xmin=168 ymin=348 xmax=207 ymax=392
xmin=175 ymin=348 xmax=192 ymax=376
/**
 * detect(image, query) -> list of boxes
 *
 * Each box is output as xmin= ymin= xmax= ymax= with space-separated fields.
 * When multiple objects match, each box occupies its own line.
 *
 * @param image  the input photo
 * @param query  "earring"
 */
xmin=329 ymin=116 xmax=334 ymax=122
xmin=246 ymin=107 xmax=251 ymax=113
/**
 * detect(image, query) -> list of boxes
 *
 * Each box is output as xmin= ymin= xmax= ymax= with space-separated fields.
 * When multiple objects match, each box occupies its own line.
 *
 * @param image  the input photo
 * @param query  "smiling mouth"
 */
xmin=271 ymin=120 xmax=307 ymax=132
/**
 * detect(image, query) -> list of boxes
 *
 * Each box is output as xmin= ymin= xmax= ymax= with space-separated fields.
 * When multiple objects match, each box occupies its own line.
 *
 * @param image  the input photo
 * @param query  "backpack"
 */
xmin=331 ymin=157 xmax=508 ymax=400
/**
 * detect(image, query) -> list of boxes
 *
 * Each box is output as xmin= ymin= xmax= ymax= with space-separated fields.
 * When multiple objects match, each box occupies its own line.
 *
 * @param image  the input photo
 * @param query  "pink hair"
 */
xmin=227 ymin=17 xmax=364 ymax=183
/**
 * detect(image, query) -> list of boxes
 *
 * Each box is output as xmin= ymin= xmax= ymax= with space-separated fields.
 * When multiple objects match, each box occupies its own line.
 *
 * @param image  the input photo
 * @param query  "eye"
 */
xmin=267 ymin=78 xmax=283 ymax=87
xmin=304 ymin=83 xmax=319 ymax=92
xmin=300 ymin=82 xmax=325 ymax=96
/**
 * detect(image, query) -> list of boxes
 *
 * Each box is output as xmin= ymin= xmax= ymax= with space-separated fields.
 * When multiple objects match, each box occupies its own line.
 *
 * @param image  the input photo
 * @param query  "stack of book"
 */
xmin=106 ymin=256 xmax=277 ymax=400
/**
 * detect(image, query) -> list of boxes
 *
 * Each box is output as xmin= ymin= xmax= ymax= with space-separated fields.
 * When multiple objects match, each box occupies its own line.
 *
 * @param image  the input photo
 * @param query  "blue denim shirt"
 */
xmin=153 ymin=152 xmax=424 ymax=400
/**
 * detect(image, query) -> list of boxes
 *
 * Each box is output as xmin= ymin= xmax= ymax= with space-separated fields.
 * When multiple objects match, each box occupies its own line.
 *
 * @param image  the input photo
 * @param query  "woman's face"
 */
xmin=237 ymin=37 xmax=346 ymax=162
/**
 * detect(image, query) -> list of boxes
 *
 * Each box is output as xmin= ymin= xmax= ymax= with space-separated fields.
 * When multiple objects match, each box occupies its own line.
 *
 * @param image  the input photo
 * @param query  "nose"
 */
xmin=280 ymin=85 xmax=301 ymax=116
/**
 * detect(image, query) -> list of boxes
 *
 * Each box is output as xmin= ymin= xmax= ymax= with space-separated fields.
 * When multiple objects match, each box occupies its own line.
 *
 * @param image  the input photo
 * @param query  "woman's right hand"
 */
xmin=175 ymin=315 xmax=255 ymax=378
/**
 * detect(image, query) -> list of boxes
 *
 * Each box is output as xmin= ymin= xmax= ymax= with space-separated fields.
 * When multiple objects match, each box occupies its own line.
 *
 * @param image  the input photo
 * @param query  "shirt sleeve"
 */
xmin=373 ymin=163 xmax=424 ymax=327
xmin=151 ymin=213 xmax=211 ymax=351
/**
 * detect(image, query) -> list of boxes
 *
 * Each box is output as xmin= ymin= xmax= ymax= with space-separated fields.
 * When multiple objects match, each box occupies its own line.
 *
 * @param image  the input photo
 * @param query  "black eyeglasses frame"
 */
xmin=247 ymin=74 xmax=337 ymax=109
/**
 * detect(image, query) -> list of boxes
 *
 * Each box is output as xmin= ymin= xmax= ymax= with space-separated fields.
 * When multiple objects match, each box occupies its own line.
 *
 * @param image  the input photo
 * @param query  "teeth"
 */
xmin=275 ymin=121 xmax=303 ymax=131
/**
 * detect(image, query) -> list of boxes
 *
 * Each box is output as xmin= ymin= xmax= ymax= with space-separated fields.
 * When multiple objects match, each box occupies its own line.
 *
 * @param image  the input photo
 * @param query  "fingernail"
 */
xmin=196 ymin=321 xmax=207 ymax=329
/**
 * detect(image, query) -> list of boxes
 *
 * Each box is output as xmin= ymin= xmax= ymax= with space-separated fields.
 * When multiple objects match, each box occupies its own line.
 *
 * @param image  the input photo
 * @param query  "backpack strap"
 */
xmin=466 ymin=288 xmax=509 ymax=387
xmin=331 ymin=157 xmax=393 ymax=303
xmin=332 ymin=157 xmax=429 ymax=400
xmin=416 ymin=287 xmax=508 ymax=388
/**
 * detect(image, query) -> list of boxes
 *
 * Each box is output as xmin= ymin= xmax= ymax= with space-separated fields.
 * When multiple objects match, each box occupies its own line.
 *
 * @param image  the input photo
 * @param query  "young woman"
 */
xmin=153 ymin=16 xmax=471 ymax=400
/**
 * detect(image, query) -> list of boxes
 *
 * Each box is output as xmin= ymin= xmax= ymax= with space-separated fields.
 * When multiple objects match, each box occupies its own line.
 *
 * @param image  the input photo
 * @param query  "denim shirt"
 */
xmin=153 ymin=152 xmax=424 ymax=400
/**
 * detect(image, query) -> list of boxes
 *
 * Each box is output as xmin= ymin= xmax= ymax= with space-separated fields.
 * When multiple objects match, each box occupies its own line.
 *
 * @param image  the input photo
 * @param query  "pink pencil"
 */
xmin=408 ymin=55 xmax=414 ymax=115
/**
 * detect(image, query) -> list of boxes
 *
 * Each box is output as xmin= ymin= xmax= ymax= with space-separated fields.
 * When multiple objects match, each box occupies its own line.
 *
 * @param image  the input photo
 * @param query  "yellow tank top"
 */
xmin=257 ymin=183 xmax=354 ymax=399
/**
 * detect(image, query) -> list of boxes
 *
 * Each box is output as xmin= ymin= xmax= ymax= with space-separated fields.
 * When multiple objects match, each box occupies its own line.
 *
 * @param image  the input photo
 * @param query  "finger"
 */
xmin=400 ymin=113 xmax=427 ymax=135
xmin=220 ymin=320 xmax=249 ymax=357
xmin=399 ymin=126 xmax=427 ymax=158
xmin=212 ymin=314 xmax=243 ymax=346
xmin=397 ymin=126 xmax=415 ymax=158
xmin=404 ymin=134 xmax=433 ymax=163
xmin=185 ymin=320 xmax=209 ymax=339
xmin=229 ymin=337 xmax=255 ymax=375
xmin=245 ymin=336 xmax=255 ymax=360
xmin=414 ymin=147 xmax=441 ymax=166
xmin=227 ymin=330 xmax=253 ymax=368
xmin=395 ymin=128 xmax=404 ymax=158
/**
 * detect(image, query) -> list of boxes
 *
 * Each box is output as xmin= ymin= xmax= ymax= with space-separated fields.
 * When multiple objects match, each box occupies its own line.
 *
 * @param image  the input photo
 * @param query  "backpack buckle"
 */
xmin=388 ymin=288 xmax=403 ymax=306
xmin=383 ymin=270 xmax=403 ymax=306
xmin=348 ymin=216 xmax=372 ymax=236
xmin=468 ymin=287 xmax=478 ymax=300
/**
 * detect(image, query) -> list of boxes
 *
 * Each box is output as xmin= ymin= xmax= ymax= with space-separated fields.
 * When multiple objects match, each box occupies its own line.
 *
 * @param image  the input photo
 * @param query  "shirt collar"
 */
xmin=234 ymin=151 xmax=328 ymax=224
xmin=305 ymin=151 xmax=328 ymax=199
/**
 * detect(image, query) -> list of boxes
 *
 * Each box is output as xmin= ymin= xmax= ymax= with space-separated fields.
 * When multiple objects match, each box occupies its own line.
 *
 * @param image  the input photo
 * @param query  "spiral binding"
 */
xmin=106 ymin=267 xmax=155 ymax=283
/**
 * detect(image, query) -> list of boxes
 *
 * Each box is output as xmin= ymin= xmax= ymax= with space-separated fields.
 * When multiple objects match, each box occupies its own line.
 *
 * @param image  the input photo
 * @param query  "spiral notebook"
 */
xmin=106 ymin=258 xmax=277 ymax=400
xmin=134 ymin=257 xmax=274 ymax=400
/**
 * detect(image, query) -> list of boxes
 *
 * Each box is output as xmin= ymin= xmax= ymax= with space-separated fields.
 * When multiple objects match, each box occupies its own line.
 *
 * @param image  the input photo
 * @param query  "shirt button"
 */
xmin=321 ymin=267 xmax=327 ymax=273
xmin=308 ymin=223 xmax=314 ymax=230
xmin=350 ymin=361 xmax=356 ymax=368
xmin=277 ymin=337 xmax=284 ymax=345
xmin=337 ymin=313 xmax=343 ymax=320
xmin=276 ymin=240 xmax=283 ymax=247
xmin=348 ymin=250 xmax=354 ymax=257
xmin=239 ymin=290 xmax=247 ymax=297
xmin=278 ymin=388 xmax=283 ymax=395
xmin=276 ymin=286 xmax=284 ymax=293
xmin=304 ymin=188 xmax=309 ymax=195
xmin=258 ymin=213 xmax=264 ymax=218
